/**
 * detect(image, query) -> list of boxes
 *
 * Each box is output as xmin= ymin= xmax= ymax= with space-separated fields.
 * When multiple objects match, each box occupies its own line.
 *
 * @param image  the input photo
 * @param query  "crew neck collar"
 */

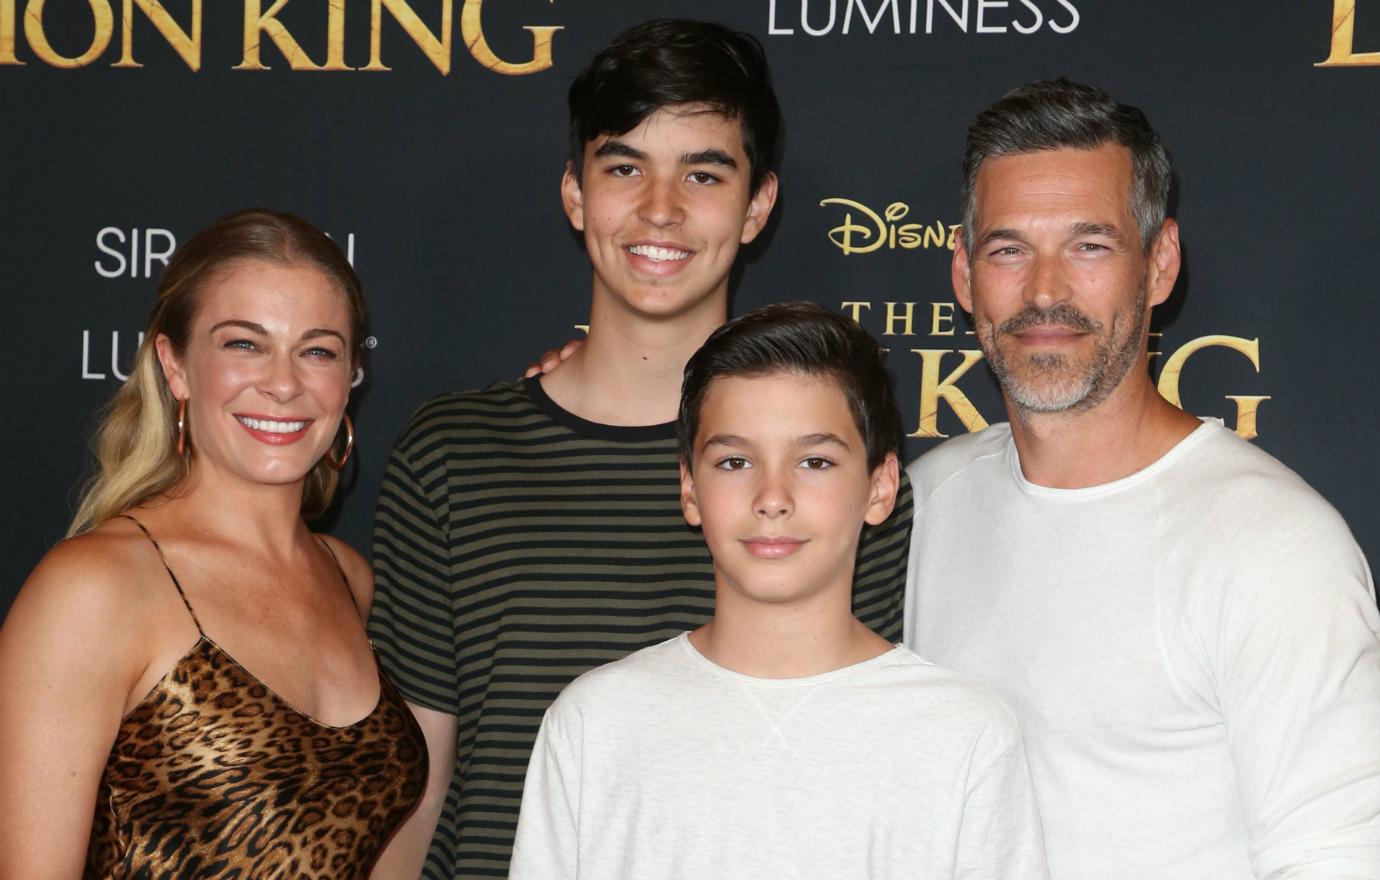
xmin=1007 ymin=417 xmax=1223 ymax=499
xmin=524 ymin=376 xmax=677 ymax=442
xmin=676 ymin=632 xmax=908 ymax=688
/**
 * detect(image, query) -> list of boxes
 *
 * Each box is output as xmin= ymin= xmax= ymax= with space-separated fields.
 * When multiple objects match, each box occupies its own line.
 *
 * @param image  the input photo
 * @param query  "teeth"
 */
xmin=628 ymin=244 xmax=690 ymax=262
xmin=238 ymin=417 xmax=307 ymax=433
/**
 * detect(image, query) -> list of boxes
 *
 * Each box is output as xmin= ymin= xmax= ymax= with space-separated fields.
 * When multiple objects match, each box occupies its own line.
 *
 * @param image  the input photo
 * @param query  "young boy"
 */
xmin=509 ymin=302 xmax=1046 ymax=879
xmin=368 ymin=22 xmax=913 ymax=877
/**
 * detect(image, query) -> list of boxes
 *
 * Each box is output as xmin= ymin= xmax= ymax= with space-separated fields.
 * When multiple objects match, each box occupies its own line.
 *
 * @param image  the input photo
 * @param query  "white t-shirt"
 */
xmin=509 ymin=633 xmax=1047 ymax=880
xmin=906 ymin=420 xmax=1380 ymax=880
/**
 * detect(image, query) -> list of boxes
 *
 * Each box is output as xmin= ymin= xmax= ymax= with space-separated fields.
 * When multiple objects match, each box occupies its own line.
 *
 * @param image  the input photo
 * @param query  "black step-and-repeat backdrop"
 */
xmin=4 ymin=1 xmax=1378 ymax=613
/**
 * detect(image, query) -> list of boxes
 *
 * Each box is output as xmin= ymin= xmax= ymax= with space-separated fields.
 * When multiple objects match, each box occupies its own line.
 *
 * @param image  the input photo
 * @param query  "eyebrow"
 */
xmin=1069 ymin=221 xmax=1127 ymax=242
xmin=699 ymin=432 xmax=852 ymax=451
xmin=975 ymin=228 xmax=1024 ymax=249
xmin=592 ymin=140 xmax=738 ymax=171
xmin=683 ymin=149 xmax=738 ymax=170
xmin=796 ymin=432 xmax=851 ymax=450
xmin=209 ymin=320 xmax=346 ymax=344
xmin=593 ymin=140 xmax=646 ymax=162
xmin=975 ymin=222 xmax=1128 ymax=249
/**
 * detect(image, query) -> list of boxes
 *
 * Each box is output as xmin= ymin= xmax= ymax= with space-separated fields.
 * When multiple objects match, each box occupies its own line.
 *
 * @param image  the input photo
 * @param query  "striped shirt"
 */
xmin=368 ymin=378 xmax=913 ymax=879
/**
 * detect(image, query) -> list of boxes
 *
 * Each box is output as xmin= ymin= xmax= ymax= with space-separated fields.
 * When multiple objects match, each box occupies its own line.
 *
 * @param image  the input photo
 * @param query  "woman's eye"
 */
xmin=304 ymin=346 xmax=339 ymax=360
xmin=224 ymin=338 xmax=257 ymax=351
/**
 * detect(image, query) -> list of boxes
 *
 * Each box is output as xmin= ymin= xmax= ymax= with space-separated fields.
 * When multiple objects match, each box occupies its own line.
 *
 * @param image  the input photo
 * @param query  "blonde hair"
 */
xmin=68 ymin=209 xmax=368 ymax=537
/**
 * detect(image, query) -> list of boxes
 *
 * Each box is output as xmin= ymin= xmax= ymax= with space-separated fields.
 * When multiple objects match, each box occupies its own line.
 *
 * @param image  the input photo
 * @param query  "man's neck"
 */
xmin=539 ymin=292 xmax=726 ymax=427
xmin=689 ymin=583 xmax=892 ymax=679
xmin=1006 ymin=373 xmax=1202 ymax=489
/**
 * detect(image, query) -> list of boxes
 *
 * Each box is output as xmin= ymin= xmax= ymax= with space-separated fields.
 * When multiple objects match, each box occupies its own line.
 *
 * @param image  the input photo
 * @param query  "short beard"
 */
xmin=978 ymin=285 xmax=1148 ymax=415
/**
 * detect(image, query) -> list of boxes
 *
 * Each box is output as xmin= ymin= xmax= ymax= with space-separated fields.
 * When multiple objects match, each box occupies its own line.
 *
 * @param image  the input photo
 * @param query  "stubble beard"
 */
xmin=977 ymin=283 xmax=1149 ymax=415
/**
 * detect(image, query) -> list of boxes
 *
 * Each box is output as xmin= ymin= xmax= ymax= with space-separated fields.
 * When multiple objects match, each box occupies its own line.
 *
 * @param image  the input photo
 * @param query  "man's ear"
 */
xmin=154 ymin=334 xmax=189 ymax=401
xmin=863 ymin=452 xmax=900 ymax=526
xmin=1145 ymin=218 xmax=1181 ymax=309
xmin=739 ymin=172 xmax=779 ymax=245
xmin=952 ymin=239 xmax=974 ymax=314
xmin=561 ymin=162 xmax=585 ymax=232
xmin=680 ymin=459 xmax=702 ymax=527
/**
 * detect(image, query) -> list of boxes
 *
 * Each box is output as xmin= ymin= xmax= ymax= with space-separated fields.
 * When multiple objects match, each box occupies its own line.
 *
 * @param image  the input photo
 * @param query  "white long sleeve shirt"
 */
xmin=906 ymin=420 xmax=1380 ymax=879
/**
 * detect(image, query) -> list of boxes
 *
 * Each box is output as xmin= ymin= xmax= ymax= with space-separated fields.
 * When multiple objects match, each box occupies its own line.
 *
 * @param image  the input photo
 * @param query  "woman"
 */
xmin=0 ymin=210 xmax=426 ymax=877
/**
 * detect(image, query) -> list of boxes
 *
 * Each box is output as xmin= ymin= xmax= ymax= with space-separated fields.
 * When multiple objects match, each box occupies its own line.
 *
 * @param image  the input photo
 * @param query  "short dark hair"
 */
xmin=567 ymin=19 xmax=782 ymax=195
xmin=679 ymin=302 xmax=901 ymax=472
xmin=961 ymin=78 xmax=1172 ymax=252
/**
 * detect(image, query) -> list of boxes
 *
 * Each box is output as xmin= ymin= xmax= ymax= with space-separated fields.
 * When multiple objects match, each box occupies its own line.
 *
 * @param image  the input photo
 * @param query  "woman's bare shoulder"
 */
xmin=17 ymin=521 xmax=160 ymax=623
xmin=316 ymin=533 xmax=375 ymax=615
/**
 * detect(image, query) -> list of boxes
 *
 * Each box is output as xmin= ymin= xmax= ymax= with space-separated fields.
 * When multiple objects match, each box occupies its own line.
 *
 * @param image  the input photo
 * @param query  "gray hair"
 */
xmin=960 ymin=78 xmax=1172 ymax=253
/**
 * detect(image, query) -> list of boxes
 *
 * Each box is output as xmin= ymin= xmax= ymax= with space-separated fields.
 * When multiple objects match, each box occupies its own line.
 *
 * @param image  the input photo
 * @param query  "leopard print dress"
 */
xmin=84 ymin=519 xmax=428 ymax=879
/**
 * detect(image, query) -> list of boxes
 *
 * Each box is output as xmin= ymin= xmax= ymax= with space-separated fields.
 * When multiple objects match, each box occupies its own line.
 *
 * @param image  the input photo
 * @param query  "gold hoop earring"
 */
xmin=176 ymin=398 xmax=189 ymax=457
xmin=326 ymin=412 xmax=354 ymax=471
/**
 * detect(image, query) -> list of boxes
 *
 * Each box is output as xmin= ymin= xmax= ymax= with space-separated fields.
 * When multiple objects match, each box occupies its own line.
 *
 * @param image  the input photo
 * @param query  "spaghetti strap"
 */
xmin=119 ymin=514 xmax=206 ymax=637
xmin=315 ymin=536 xmax=362 ymax=617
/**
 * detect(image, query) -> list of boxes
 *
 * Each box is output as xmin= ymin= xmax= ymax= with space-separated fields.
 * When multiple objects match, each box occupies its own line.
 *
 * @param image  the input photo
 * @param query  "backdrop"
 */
xmin=4 ymin=0 xmax=1377 ymax=614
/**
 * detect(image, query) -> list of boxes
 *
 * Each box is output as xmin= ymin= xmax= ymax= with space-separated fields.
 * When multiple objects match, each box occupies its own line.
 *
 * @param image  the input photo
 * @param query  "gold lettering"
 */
xmin=1224 ymin=395 xmax=1270 ymax=441
xmin=821 ymin=197 xmax=885 ymax=255
xmin=115 ymin=0 xmax=201 ymax=70
xmin=884 ymin=301 xmax=915 ymax=337
xmin=840 ymin=301 xmax=872 ymax=322
xmin=1 ymin=0 xmax=22 ymax=65
xmin=25 ymin=0 xmax=114 ymax=68
xmin=236 ymin=0 xmax=323 ymax=71
xmin=365 ymin=0 xmax=452 ymax=74
xmin=1317 ymin=0 xmax=1380 ymax=66
xmin=821 ymin=198 xmax=960 ymax=255
xmin=909 ymin=348 xmax=989 ymax=439
xmin=461 ymin=0 xmax=559 ymax=75
xmin=922 ymin=220 xmax=946 ymax=249
xmin=1157 ymin=334 xmax=1269 ymax=439
xmin=323 ymin=0 xmax=348 ymax=70
xmin=947 ymin=224 xmax=960 ymax=250
xmin=930 ymin=302 xmax=956 ymax=336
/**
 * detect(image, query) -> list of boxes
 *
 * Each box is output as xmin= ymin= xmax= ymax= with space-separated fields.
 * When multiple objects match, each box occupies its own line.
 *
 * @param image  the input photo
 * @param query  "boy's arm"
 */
xmin=509 ymin=710 xmax=582 ymax=879
xmin=956 ymin=717 xmax=1049 ymax=880
xmin=852 ymin=471 xmax=914 ymax=642
xmin=368 ymin=426 xmax=463 ymax=875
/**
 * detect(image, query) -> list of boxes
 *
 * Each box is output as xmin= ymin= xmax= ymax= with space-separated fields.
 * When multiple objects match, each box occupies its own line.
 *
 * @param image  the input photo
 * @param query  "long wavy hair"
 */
xmin=67 ymin=209 xmax=368 ymax=537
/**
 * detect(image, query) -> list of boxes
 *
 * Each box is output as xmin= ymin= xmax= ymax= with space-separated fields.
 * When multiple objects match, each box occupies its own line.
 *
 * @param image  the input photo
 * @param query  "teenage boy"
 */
xmin=368 ymin=22 xmax=913 ymax=878
xmin=509 ymin=302 xmax=1045 ymax=879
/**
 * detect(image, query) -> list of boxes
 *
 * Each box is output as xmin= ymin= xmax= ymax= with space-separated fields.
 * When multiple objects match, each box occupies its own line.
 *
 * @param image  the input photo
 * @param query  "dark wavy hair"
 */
xmin=567 ymin=18 xmax=782 ymax=195
xmin=679 ymin=302 xmax=901 ymax=472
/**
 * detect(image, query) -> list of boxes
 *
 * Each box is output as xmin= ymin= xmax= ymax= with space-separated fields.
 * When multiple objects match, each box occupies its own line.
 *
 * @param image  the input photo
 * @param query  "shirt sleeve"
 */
xmin=368 ymin=433 xmax=461 ymax=715
xmin=509 ymin=708 xmax=582 ymax=880
xmin=853 ymin=470 xmax=914 ymax=643
xmin=1210 ymin=508 xmax=1380 ymax=879
xmin=957 ymin=716 xmax=1049 ymax=880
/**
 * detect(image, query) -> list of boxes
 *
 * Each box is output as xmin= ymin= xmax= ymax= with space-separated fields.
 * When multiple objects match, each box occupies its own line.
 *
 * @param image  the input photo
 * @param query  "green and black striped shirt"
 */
xmin=368 ymin=378 xmax=913 ymax=879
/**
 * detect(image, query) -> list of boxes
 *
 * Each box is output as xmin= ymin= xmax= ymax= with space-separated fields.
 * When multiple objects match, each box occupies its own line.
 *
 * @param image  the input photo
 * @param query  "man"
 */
xmin=368 ymin=21 xmax=912 ymax=878
xmin=905 ymin=78 xmax=1380 ymax=879
xmin=510 ymin=302 xmax=1045 ymax=880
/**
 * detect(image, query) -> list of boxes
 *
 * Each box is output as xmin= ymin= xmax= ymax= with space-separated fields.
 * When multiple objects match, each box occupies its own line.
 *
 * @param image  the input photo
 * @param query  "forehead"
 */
xmin=194 ymin=259 xmax=349 ymax=329
xmin=587 ymin=104 xmax=747 ymax=157
xmin=973 ymin=143 xmax=1135 ymax=230
xmin=698 ymin=371 xmax=858 ymax=435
